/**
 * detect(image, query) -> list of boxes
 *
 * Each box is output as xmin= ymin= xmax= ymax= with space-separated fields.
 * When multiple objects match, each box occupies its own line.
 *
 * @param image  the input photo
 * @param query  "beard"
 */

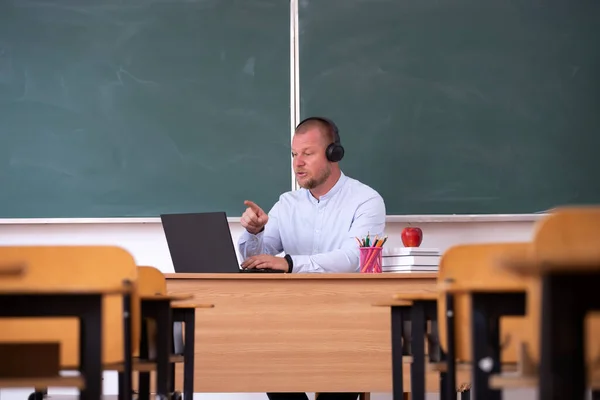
xmin=298 ymin=164 xmax=332 ymax=189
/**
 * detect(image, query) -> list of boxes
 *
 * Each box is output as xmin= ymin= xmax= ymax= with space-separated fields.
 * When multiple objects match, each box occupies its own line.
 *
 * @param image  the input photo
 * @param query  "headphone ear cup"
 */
xmin=326 ymin=143 xmax=345 ymax=162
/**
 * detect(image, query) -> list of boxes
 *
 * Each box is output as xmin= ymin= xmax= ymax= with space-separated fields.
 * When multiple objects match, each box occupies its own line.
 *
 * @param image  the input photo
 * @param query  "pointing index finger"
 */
xmin=244 ymin=200 xmax=263 ymax=214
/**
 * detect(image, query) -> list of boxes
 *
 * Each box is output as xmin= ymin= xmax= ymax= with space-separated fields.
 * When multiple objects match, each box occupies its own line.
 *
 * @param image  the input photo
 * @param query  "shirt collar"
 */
xmin=306 ymin=171 xmax=348 ymax=204
xmin=321 ymin=171 xmax=347 ymax=201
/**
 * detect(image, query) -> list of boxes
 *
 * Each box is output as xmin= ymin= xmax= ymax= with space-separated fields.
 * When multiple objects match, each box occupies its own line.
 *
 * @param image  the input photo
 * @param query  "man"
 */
xmin=238 ymin=116 xmax=386 ymax=274
xmin=237 ymin=116 xmax=386 ymax=400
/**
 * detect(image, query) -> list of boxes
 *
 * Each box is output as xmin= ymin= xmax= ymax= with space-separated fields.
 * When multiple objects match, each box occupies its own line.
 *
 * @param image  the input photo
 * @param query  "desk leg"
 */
xmin=169 ymin=363 xmax=176 ymax=395
xmin=471 ymin=293 xmax=525 ymax=400
xmin=471 ymin=295 xmax=500 ymax=400
xmin=79 ymin=296 xmax=103 ymax=400
xmin=138 ymin=372 xmax=151 ymax=400
xmin=410 ymin=302 xmax=426 ymax=400
xmin=120 ymin=291 xmax=133 ymax=400
xmin=438 ymin=372 xmax=447 ymax=400
xmin=539 ymin=274 xmax=585 ymax=400
xmin=138 ymin=318 xmax=151 ymax=400
xmin=391 ymin=306 xmax=404 ymax=400
xmin=155 ymin=302 xmax=173 ymax=399
xmin=444 ymin=293 xmax=456 ymax=400
xmin=183 ymin=309 xmax=196 ymax=400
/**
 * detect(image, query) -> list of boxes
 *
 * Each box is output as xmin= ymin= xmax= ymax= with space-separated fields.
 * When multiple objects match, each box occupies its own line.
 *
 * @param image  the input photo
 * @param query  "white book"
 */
xmin=383 ymin=266 xmax=438 ymax=273
xmin=382 ymin=255 xmax=440 ymax=267
xmin=383 ymin=247 xmax=440 ymax=257
xmin=384 ymin=270 xmax=438 ymax=274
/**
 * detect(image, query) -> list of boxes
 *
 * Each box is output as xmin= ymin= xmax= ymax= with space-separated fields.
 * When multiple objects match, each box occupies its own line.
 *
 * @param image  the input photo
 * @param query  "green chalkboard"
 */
xmin=0 ymin=0 xmax=290 ymax=218
xmin=300 ymin=0 xmax=600 ymax=214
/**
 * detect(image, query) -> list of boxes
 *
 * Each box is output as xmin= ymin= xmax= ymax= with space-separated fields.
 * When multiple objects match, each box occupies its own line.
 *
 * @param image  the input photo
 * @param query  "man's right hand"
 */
xmin=241 ymin=200 xmax=269 ymax=235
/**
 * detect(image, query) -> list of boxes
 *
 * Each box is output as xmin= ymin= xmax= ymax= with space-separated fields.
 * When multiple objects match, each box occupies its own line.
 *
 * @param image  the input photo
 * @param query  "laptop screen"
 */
xmin=160 ymin=212 xmax=241 ymax=273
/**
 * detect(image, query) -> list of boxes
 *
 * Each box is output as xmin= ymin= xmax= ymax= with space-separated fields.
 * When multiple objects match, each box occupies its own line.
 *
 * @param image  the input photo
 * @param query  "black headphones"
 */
xmin=296 ymin=116 xmax=345 ymax=162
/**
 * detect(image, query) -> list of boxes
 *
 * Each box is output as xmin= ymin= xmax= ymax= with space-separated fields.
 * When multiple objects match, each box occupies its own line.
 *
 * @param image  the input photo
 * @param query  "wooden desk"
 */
xmin=165 ymin=273 xmax=461 ymax=393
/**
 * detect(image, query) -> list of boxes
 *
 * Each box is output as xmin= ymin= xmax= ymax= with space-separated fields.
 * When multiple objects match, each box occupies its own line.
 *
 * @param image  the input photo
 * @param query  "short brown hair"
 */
xmin=294 ymin=118 xmax=336 ymax=144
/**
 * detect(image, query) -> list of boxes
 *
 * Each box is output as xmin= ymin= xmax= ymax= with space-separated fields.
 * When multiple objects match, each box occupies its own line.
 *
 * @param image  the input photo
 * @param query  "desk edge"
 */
xmin=164 ymin=272 xmax=438 ymax=280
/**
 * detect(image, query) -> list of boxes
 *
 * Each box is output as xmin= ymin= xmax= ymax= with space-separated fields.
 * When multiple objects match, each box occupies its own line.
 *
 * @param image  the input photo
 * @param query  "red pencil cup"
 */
xmin=360 ymin=246 xmax=383 ymax=273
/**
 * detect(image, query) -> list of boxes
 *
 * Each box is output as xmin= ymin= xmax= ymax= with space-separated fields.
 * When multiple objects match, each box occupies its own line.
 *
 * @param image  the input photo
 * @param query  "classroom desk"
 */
xmin=164 ymin=273 xmax=466 ymax=393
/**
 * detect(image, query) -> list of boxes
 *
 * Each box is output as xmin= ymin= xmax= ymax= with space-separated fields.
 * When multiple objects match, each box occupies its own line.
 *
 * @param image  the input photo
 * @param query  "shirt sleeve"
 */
xmin=290 ymin=194 xmax=386 ymax=273
xmin=238 ymin=200 xmax=284 ymax=259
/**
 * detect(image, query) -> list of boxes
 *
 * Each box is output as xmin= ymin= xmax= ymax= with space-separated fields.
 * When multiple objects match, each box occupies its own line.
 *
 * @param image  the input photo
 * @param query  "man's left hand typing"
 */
xmin=241 ymin=254 xmax=289 ymax=271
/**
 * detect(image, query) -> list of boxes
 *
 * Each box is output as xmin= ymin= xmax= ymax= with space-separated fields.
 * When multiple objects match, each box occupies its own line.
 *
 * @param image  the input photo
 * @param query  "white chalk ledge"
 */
xmin=0 ymin=214 xmax=545 ymax=225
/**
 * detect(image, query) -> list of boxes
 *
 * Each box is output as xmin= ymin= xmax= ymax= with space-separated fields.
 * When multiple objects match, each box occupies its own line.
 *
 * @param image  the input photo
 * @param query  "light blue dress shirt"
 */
xmin=238 ymin=172 xmax=386 ymax=273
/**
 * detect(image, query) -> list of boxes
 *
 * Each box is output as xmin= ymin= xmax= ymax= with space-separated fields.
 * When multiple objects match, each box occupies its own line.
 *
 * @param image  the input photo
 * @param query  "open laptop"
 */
xmin=160 ymin=212 xmax=283 ymax=273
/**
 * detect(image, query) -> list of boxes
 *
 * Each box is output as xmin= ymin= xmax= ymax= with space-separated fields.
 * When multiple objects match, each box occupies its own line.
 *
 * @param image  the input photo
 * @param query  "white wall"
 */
xmin=0 ymin=218 xmax=540 ymax=400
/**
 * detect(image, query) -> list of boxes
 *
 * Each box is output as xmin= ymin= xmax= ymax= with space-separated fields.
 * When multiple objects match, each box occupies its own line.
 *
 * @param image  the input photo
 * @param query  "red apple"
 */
xmin=401 ymin=227 xmax=423 ymax=247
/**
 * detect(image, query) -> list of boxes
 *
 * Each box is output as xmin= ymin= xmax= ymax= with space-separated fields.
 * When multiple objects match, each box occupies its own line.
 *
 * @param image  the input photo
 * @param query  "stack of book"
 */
xmin=382 ymin=247 xmax=440 ymax=273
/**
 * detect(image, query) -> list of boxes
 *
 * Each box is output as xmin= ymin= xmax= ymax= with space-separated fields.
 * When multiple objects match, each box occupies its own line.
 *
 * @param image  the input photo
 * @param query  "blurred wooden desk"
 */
xmin=165 ymin=273 xmax=444 ymax=393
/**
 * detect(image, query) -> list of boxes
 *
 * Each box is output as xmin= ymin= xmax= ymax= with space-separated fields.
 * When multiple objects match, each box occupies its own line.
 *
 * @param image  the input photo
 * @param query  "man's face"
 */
xmin=291 ymin=128 xmax=332 ymax=190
